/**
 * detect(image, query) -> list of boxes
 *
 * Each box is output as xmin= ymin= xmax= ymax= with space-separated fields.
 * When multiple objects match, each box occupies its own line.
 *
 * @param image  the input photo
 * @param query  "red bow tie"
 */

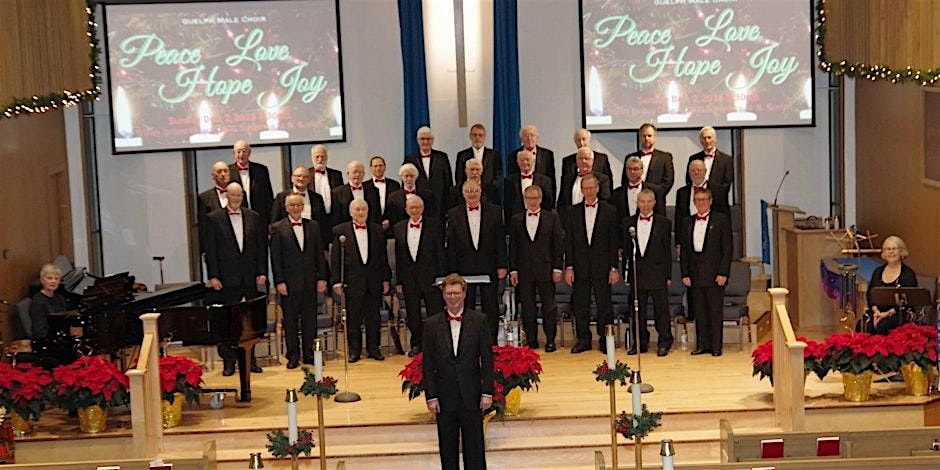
xmin=696 ymin=214 xmax=709 ymax=221
xmin=448 ymin=314 xmax=462 ymax=322
xmin=353 ymin=223 xmax=367 ymax=230
xmin=350 ymin=185 xmax=363 ymax=191
xmin=228 ymin=211 xmax=240 ymax=216
xmin=642 ymin=151 xmax=653 ymax=156
xmin=467 ymin=205 xmax=479 ymax=211
xmin=373 ymin=178 xmax=385 ymax=183
xmin=410 ymin=222 xmax=422 ymax=229
xmin=314 ymin=169 xmax=326 ymax=174
xmin=237 ymin=165 xmax=249 ymax=171
xmin=704 ymin=154 xmax=715 ymax=159
xmin=639 ymin=215 xmax=652 ymax=221
xmin=628 ymin=183 xmax=641 ymax=190
xmin=216 ymin=187 xmax=227 ymax=193
xmin=693 ymin=185 xmax=706 ymax=193
xmin=528 ymin=211 xmax=540 ymax=217
xmin=521 ymin=174 xmax=533 ymax=179
xmin=291 ymin=222 xmax=302 ymax=227
xmin=403 ymin=189 xmax=416 ymax=195
xmin=578 ymin=171 xmax=590 ymax=177
xmin=585 ymin=202 xmax=597 ymax=208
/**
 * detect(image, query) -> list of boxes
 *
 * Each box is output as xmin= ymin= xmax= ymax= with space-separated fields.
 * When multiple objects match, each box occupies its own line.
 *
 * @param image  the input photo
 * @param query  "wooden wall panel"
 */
xmin=0 ymin=0 xmax=90 ymax=100
xmin=855 ymin=79 xmax=940 ymax=279
xmin=825 ymin=0 xmax=940 ymax=70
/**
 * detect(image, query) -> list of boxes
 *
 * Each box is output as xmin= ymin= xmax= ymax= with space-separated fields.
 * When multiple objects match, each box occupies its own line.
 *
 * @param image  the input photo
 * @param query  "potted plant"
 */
xmin=51 ymin=356 xmax=129 ymax=432
xmin=492 ymin=345 xmax=542 ymax=416
xmin=751 ymin=337 xmax=829 ymax=385
xmin=821 ymin=332 xmax=892 ymax=402
xmin=0 ymin=363 xmax=53 ymax=437
xmin=885 ymin=323 xmax=938 ymax=396
xmin=159 ymin=355 xmax=203 ymax=428
xmin=398 ymin=353 xmax=425 ymax=401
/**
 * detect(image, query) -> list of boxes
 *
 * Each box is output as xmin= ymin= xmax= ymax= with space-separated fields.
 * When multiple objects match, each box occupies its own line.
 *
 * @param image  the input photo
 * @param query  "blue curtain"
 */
xmin=493 ymin=0 xmax=520 ymax=175
xmin=398 ymin=0 xmax=430 ymax=156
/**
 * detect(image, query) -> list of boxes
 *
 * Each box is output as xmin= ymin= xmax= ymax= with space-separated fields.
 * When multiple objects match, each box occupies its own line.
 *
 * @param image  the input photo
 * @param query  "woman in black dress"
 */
xmin=858 ymin=235 xmax=918 ymax=334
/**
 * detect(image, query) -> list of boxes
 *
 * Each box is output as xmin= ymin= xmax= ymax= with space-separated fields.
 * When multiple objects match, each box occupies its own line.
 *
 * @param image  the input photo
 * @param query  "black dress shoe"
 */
xmin=570 ymin=344 xmax=591 ymax=354
xmin=286 ymin=359 xmax=300 ymax=369
xmin=690 ymin=349 xmax=711 ymax=355
xmin=368 ymin=352 xmax=386 ymax=361
xmin=348 ymin=354 xmax=360 ymax=363
xmin=657 ymin=347 xmax=669 ymax=357
xmin=302 ymin=358 xmax=315 ymax=365
xmin=251 ymin=364 xmax=263 ymax=373
xmin=527 ymin=342 xmax=539 ymax=350
xmin=544 ymin=343 xmax=557 ymax=353
xmin=407 ymin=347 xmax=421 ymax=357
xmin=711 ymin=350 xmax=722 ymax=357
xmin=627 ymin=347 xmax=638 ymax=355
xmin=222 ymin=363 xmax=236 ymax=376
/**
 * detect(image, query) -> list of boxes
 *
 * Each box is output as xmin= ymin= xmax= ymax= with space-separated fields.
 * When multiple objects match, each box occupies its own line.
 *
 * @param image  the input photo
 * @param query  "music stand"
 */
xmin=869 ymin=287 xmax=933 ymax=325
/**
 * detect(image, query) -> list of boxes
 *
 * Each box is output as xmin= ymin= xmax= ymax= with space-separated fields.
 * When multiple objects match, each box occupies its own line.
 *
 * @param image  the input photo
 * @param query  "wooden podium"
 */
xmin=769 ymin=205 xmax=842 ymax=330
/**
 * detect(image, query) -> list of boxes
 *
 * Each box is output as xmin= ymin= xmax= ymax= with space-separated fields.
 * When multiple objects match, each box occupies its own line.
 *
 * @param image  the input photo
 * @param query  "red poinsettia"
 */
xmin=492 ymin=345 xmax=542 ymax=393
xmin=821 ymin=332 xmax=893 ymax=375
xmin=751 ymin=337 xmax=829 ymax=383
xmin=159 ymin=356 xmax=203 ymax=405
xmin=51 ymin=356 xmax=129 ymax=411
xmin=886 ymin=323 xmax=938 ymax=371
xmin=398 ymin=353 xmax=425 ymax=401
xmin=0 ymin=363 xmax=53 ymax=421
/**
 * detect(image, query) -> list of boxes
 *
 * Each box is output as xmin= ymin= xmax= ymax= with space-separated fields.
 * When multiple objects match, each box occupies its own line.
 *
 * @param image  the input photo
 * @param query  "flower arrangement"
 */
xmin=398 ymin=353 xmax=424 ymax=401
xmin=51 ymin=356 xmax=129 ymax=411
xmin=300 ymin=369 xmax=338 ymax=399
xmin=820 ymin=332 xmax=893 ymax=375
xmin=885 ymin=323 xmax=938 ymax=371
xmin=751 ymin=337 xmax=829 ymax=384
xmin=593 ymin=360 xmax=632 ymax=387
xmin=614 ymin=404 xmax=663 ymax=440
xmin=265 ymin=429 xmax=314 ymax=458
xmin=492 ymin=345 xmax=542 ymax=393
xmin=159 ymin=356 xmax=203 ymax=405
xmin=0 ymin=363 xmax=53 ymax=421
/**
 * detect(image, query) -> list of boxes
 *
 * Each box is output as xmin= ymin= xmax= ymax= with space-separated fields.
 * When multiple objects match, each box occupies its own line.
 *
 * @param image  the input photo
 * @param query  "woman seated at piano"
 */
xmin=857 ymin=235 xmax=919 ymax=334
xmin=29 ymin=264 xmax=67 ymax=340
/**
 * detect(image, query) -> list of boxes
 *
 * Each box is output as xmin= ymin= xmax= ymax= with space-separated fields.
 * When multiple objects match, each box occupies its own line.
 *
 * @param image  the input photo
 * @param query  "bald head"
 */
xmin=211 ymin=161 xmax=230 ymax=187
xmin=516 ymin=149 xmax=535 ymax=174
xmin=349 ymin=199 xmax=369 ymax=223
xmin=225 ymin=182 xmax=244 ymax=210
xmin=346 ymin=160 xmax=365 ymax=185
xmin=576 ymin=147 xmax=595 ymax=173
xmin=405 ymin=195 xmax=424 ymax=221
xmin=233 ymin=140 xmax=251 ymax=166
xmin=574 ymin=128 xmax=591 ymax=149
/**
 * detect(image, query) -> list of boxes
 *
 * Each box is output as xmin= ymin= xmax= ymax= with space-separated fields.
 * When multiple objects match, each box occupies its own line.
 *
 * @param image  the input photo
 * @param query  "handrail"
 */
xmin=768 ymin=288 xmax=806 ymax=432
xmin=125 ymin=312 xmax=163 ymax=458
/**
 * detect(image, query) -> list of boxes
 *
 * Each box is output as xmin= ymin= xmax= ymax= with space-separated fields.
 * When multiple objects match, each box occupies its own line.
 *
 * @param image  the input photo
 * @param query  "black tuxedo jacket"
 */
xmin=564 ymin=201 xmax=620 ymax=279
xmin=612 ymin=181 xmax=665 ymax=220
xmin=502 ymin=173 xmax=554 ymax=221
xmin=622 ymin=214 xmax=672 ymax=290
xmin=204 ymin=207 xmax=268 ymax=288
xmin=228 ymin=162 xmax=275 ymax=226
xmin=455 ymin=147 xmax=503 ymax=193
xmin=422 ymin=308 xmax=495 ymax=411
xmin=561 ymin=152 xmax=613 ymax=185
xmin=509 ymin=210 xmax=565 ymax=283
xmin=270 ymin=217 xmax=329 ymax=288
xmin=508 ymin=146 xmax=556 ymax=196
xmin=679 ymin=211 xmax=733 ymax=286
xmin=386 ymin=187 xmax=438 ymax=227
xmin=404 ymin=150 xmax=453 ymax=214
xmin=624 ymin=149 xmax=674 ymax=211
xmin=364 ymin=177 xmax=401 ymax=211
xmin=445 ymin=202 xmax=507 ymax=276
xmin=331 ymin=184 xmax=382 ymax=226
xmin=271 ymin=189 xmax=329 ymax=244
xmin=557 ymin=171 xmax=612 ymax=207
xmin=197 ymin=188 xmax=226 ymax=253
xmin=448 ymin=182 xmax=500 ymax=211
xmin=686 ymin=150 xmax=733 ymax=212
xmin=330 ymin=222 xmax=391 ymax=293
xmin=393 ymin=217 xmax=446 ymax=289
xmin=306 ymin=167 xmax=344 ymax=195
xmin=673 ymin=184 xmax=700 ymax=246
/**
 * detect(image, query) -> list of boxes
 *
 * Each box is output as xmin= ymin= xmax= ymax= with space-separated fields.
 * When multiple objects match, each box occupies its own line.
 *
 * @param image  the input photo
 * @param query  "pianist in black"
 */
xmin=29 ymin=263 xmax=67 ymax=341
xmin=204 ymin=182 xmax=268 ymax=376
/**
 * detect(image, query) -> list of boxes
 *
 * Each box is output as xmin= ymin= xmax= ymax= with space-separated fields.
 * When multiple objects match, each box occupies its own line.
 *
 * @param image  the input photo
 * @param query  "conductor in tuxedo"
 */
xmin=197 ymin=161 xmax=231 ymax=253
xmin=270 ymin=193 xmax=330 ymax=369
xmin=308 ymin=144 xmax=344 ymax=221
xmin=561 ymin=129 xmax=613 ymax=184
xmin=271 ymin=166 xmax=330 ymax=246
xmin=564 ymin=175 xmax=620 ymax=354
xmin=393 ymin=195 xmax=446 ymax=356
xmin=508 ymin=125 xmax=556 ymax=197
xmin=228 ymin=140 xmax=275 ymax=228
xmin=509 ymin=185 xmax=564 ymax=352
xmin=680 ymin=189 xmax=732 ymax=356
xmin=503 ymin=149 xmax=554 ymax=220
xmin=204 ymin=182 xmax=267 ymax=375
xmin=331 ymin=160 xmax=382 ymax=226
xmin=622 ymin=189 xmax=673 ymax=356
xmin=557 ymin=147 xmax=612 ymax=212
xmin=623 ymin=123 xmax=674 ymax=214
xmin=363 ymin=155 xmax=400 ymax=233
xmin=387 ymin=163 xmax=437 ymax=228
xmin=423 ymin=274 xmax=494 ymax=470
xmin=446 ymin=180 xmax=508 ymax=339
xmin=404 ymin=126 xmax=453 ymax=218
xmin=455 ymin=123 xmax=503 ymax=198
xmin=685 ymin=126 xmax=733 ymax=213
xmin=331 ymin=199 xmax=392 ymax=362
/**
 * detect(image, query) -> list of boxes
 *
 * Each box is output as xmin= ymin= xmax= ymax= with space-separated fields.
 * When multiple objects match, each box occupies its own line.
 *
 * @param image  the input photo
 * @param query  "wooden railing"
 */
xmin=5 ymin=440 xmax=216 ymax=469
xmin=595 ymin=450 xmax=940 ymax=469
xmin=125 ymin=312 xmax=164 ymax=458
xmin=768 ymin=287 xmax=806 ymax=432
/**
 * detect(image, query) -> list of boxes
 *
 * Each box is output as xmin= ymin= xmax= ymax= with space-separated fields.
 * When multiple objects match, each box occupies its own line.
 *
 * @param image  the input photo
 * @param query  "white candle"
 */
xmin=662 ymin=454 xmax=674 ymax=470
xmin=198 ymin=100 xmax=212 ymax=134
xmin=287 ymin=400 xmax=298 ymax=444
xmin=605 ymin=334 xmax=616 ymax=367
xmin=631 ymin=383 xmax=643 ymax=425
xmin=264 ymin=93 xmax=280 ymax=131
xmin=314 ymin=348 xmax=323 ymax=382
xmin=114 ymin=86 xmax=134 ymax=138
xmin=733 ymin=74 xmax=748 ymax=113
xmin=667 ymin=81 xmax=680 ymax=114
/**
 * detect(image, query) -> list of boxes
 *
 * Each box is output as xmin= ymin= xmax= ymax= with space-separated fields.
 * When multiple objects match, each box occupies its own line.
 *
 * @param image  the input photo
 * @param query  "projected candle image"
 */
xmin=657 ymin=81 xmax=690 ymax=124
xmin=800 ymin=78 xmax=813 ymax=120
xmin=259 ymin=93 xmax=290 ymax=140
xmin=726 ymin=74 xmax=757 ymax=122
xmin=113 ymin=86 xmax=142 ymax=148
xmin=329 ymin=95 xmax=343 ymax=136
xmin=189 ymin=100 xmax=222 ymax=144
xmin=585 ymin=66 xmax=612 ymax=125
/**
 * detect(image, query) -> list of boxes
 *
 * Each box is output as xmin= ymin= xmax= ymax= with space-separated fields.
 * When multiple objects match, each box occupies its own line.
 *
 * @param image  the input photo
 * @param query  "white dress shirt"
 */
xmin=636 ymin=213 xmax=653 ymax=256
xmin=354 ymin=223 xmax=369 ymax=264
xmin=472 ymin=146 xmax=484 ymax=163
xmin=294 ymin=189 xmax=312 ymax=220
xmin=238 ymin=167 xmax=251 ymax=201
xmin=572 ymin=175 xmax=584 ymax=205
xmin=228 ymin=209 xmax=244 ymax=252
xmin=215 ymin=186 xmax=229 ymax=208
xmin=584 ymin=200 xmax=598 ymax=246
xmin=467 ymin=205 xmax=481 ymax=249
xmin=290 ymin=217 xmax=305 ymax=251
xmin=626 ymin=182 xmax=641 ymax=216
xmin=421 ymin=153 xmax=431 ymax=176
xmin=351 ymin=185 xmax=364 ymax=201
xmin=703 ymin=153 xmax=715 ymax=180
xmin=525 ymin=210 xmax=540 ymax=241
xmin=640 ymin=151 xmax=653 ymax=181
xmin=448 ymin=309 xmax=463 ymax=355
xmin=372 ymin=178 xmax=387 ymax=212
xmin=693 ymin=212 xmax=709 ymax=253
xmin=407 ymin=217 xmax=422 ymax=261
xmin=313 ymin=170 xmax=332 ymax=213
xmin=520 ymin=173 xmax=534 ymax=196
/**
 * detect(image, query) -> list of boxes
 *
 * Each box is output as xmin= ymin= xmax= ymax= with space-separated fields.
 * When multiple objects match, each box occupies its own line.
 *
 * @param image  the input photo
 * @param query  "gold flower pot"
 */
xmin=77 ymin=405 xmax=108 ymax=433
xmin=900 ymin=363 xmax=929 ymax=396
xmin=503 ymin=388 xmax=522 ymax=416
xmin=9 ymin=414 xmax=32 ymax=438
xmin=162 ymin=392 xmax=184 ymax=429
xmin=482 ymin=411 xmax=494 ymax=435
xmin=841 ymin=370 xmax=874 ymax=402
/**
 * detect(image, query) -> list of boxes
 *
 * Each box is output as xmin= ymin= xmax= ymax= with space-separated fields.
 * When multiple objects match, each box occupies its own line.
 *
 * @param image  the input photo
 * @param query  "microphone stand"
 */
xmin=334 ymin=235 xmax=361 ymax=403
xmin=630 ymin=229 xmax=654 ymax=394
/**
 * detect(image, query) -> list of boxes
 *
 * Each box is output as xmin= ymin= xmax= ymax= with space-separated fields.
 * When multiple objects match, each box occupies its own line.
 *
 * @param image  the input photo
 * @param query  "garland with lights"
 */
xmin=2 ymin=0 xmax=101 ymax=119
xmin=816 ymin=0 xmax=939 ymax=86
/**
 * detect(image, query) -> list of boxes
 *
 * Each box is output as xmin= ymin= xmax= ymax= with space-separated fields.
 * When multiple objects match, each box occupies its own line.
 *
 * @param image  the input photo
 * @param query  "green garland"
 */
xmin=2 ymin=0 xmax=101 ymax=119
xmin=592 ymin=360 xmax=632 ymax=387
xmin=299 ymin=369 xmax=339 ymax=399
xmin=614 ymin=405 xmax=663 ymax=440
xmin=815 ymin=0 xmax=940 ymax=85
xmin=265 ymin=429 xmax=315 ymax=458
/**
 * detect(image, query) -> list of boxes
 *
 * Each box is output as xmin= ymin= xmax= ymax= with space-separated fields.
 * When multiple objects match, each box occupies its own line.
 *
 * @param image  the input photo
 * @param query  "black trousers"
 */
xmin=463 ymin=282 xmax=500 ymax=340
xmin=628 ymin=287 xmax=672 ymax=349
xmin=402 ymin=280 xmax=443 ymax=349
xmin=346 ymin=289 xmax=382 ymax=355
xmin=691 ymin=285 xmax=725 ymax=351
xmin=518 ymin=277 xmax=556 ymax=346
xmin=280 ymin=286 xmax=319 ymax=362
xmin=216 ymin=286 xmax=262 ymax=366
xmin=436 ymin=402 xmax=486 ymax=470
xmin=572 ymin=272 xmax=613 ymax=347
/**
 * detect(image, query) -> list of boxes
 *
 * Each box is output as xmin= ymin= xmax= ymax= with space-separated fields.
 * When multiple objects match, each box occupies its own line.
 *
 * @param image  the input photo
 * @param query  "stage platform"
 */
xmin=16 ymin=345 xmax=940 ymax=469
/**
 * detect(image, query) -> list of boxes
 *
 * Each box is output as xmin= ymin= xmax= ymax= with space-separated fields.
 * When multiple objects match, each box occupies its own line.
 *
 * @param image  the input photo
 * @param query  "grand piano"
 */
xmin=49 ymin=272 xmax=267 ymax=402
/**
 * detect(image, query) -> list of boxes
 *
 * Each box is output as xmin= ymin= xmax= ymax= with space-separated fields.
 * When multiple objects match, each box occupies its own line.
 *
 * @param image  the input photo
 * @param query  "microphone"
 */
xmin=338 ymin=234 xmax=347 ymax=244
xmin=628 ymin=227 xmax=637 ymax=239
xmin=772 ymin=170 xmax=790 ymax=206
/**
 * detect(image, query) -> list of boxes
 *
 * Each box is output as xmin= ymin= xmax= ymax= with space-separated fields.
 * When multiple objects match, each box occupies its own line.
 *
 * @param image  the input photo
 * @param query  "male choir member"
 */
xmin=675 ymin=160 xmax=709 ymax=257
xmin=509 ymin=125 xmax=556 ymax=197
xmin=622 ymin=190 xmax=673 ymax=356
xmin=680 ymin=189 xmax=732 ymax=356
xmin=204 ymin=182 xmax=267 ymax=375
xmin=616 ymin=156 xmax=648 ymax=221
xmin=557 ymin=147 xmax=612 ymax=212
xmin=564 ymin=175 xmax=620 ymax=354
xmin=363 ymin=155 xmax=400 ymax=232
xmin=331 ymin=160 xmax=382 ymax=226
xmin=393 ymin=196 xmax=446 ymax=357
xmin=271 ymin=166 xmax=329 ymax=246
xmin=270 ymin=193 xmax=329 ymax=369
xmin=404 ymin=126 xmax=453 ymax=218
xmin=686 ymin=126 xmax=733 ymax=213
xmin=561 ymin=129 xmax=613 ymax=184
xmin=509 ymin=185 xmax=564 ymax=352
xmin=387 ymin=163 xmax=436 ymax=228
xmin=423 ymin=274 xmax=494 ymax=470
xmin=623 ymin=123 xmax=674 ymax=214
xmin=503 ymin=149 xmax=554 ymax=220
xmin=449 ymin=159 xmax=499 ymax=209
xmin=331 ymin=199 xmax=392 ymax=362
xmin=228 ymin=140 xmax=274 ymax=228
xmin=196 ymin=161 xmax=231 ymax=252
xmin=455 ymin=123 xmax=503 ymax=197
xmin=446 ymin=180 xmax=508 ymax=339
xmin=308 ymin=144 xmax=344 ymax=223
